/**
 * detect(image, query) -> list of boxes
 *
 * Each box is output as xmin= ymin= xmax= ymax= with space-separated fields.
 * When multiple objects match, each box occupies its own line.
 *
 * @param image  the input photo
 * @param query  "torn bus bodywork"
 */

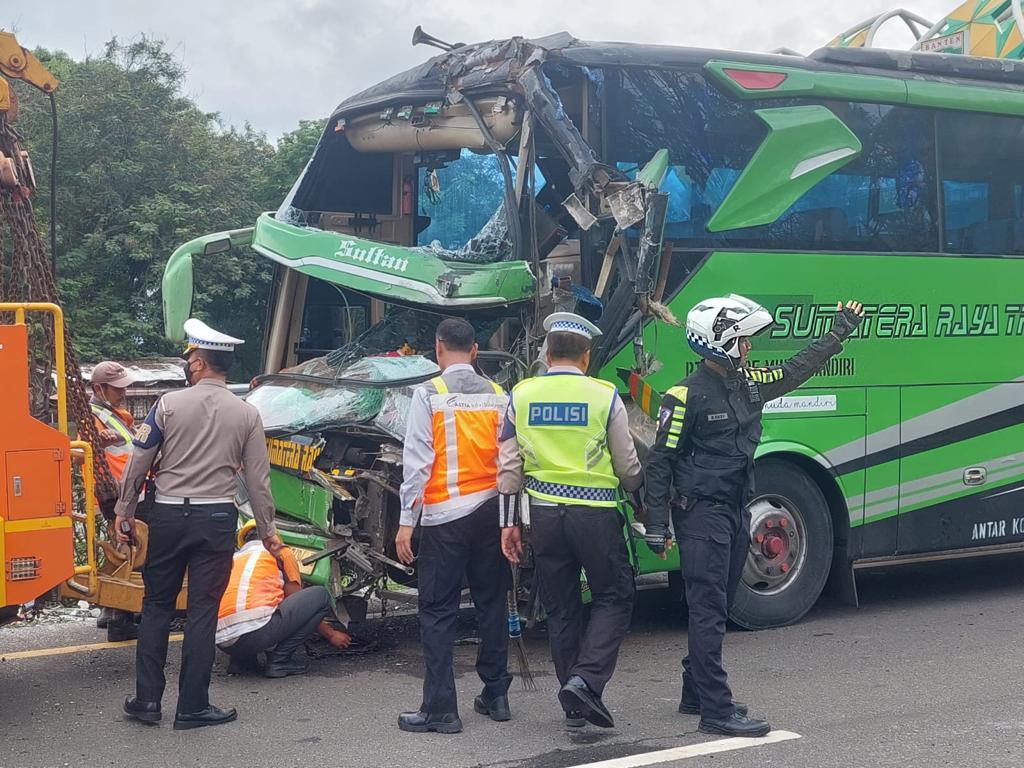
xmin=161 ymin=33 xmax=682 ymax=621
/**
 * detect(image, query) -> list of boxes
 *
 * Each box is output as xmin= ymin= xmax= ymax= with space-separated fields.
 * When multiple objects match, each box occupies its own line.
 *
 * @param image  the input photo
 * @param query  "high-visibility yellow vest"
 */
xmin=512 ymin=373 xmax=619 ymax=507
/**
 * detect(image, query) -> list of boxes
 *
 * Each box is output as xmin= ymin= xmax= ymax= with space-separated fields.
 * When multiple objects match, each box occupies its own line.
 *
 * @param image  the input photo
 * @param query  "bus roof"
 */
xmin=331 ymin=32 xmax=1024 ymax=121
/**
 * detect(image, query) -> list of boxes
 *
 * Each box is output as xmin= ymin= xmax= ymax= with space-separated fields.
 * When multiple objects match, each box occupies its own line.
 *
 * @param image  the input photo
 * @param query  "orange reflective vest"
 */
xmin=216 ymin=542 xmax=295 ymax=646
xmin=422 ymin=376 xmax=506 ymax=516
xmin=91 ymin=403 xmax=135 ymax=482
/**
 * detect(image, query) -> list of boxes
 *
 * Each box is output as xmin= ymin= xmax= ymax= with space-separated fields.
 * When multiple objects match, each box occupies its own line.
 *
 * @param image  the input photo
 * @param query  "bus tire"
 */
xmin=728 ymin=459 xmax=833 ymax=630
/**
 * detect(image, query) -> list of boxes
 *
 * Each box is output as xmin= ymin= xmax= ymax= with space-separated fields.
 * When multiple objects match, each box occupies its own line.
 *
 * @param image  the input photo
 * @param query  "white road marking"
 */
xmin=566 ymin=730 xmax=801 ymax=768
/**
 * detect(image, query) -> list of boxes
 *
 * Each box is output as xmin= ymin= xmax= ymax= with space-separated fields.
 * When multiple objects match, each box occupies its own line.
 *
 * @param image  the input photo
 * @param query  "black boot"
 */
xmin=107 ymin=611 xmax=138 ymax=642
xmin=173 ymin=704 xmax=238 ymax=730
xmin=565 ymin=710 xmax=586 ymax=728
xmin=96 ymin=607 xmax=114 ymax=629
xmin=123 ymin=695 xmax=161 ymax=724
xmin=397 ymin=710 xmax=463 ymax=734
xmin=699 ymin=712 xmax=771 ymax=738
xmin=558 ymin=675 xmax=614 ymax=729
xmin=473 ymin=694 xmax=511 ymax=722
xmin=264 ymin=647 xmax=308 ymax=678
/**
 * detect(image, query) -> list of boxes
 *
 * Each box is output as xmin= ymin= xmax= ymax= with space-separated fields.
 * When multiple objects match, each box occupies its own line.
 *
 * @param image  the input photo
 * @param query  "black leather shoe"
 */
xmin=699 ymin=712 xmax=771 ymax=738
xmin=173 ymin=704 xmax=238 ymax=730
xmin=123 ymin=695 xmax=161 ymax=724
xmin=264 ymin=659 xmax=308 ymax=678
xmin=565 ymin=710 xmax=586 ymax=728
xmin=107 ymin=613 xmax=138 ymax=643
xmin=678 ymin=698 xmax=748 ymax=717
xmin=558 ymin=675 xmax=614 ymax=729
xmin=473 ymin=694 xmax=511 ymax=722
xmin=397 ymin=710 xmax=463 ymax=734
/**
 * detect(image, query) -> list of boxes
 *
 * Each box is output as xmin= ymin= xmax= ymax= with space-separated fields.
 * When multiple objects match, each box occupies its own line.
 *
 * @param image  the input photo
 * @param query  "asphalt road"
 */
xmin=2 ymin=553 xmax=1023 ymax=768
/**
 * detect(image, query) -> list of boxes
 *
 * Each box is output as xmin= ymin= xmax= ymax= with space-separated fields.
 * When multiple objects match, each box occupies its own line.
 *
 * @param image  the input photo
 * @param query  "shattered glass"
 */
xmin=420 ymin=204 xmax=513 ymax=263
xmin=247 ymin=354 xmax=439 ymax=437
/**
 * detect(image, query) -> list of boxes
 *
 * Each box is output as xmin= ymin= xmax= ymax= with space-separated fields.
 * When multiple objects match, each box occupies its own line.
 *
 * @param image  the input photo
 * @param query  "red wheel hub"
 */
xmin=762 ymin=532 xmax=786 ymax=559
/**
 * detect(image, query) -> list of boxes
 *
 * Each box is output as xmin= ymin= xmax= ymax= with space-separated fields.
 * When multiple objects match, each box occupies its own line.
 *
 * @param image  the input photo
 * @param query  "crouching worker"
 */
xmin=216 ymin=521 xmax=351 ymax=678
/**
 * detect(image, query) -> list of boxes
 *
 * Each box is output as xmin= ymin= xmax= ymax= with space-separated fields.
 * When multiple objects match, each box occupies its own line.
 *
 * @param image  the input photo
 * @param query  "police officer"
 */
xmin=395 ymin=318 xmax=511 ymax=735
xmin=498 ymin=312 xmax=643 ymax=729
xmin=116 ymin=318 xmax=280 ymax=730
xmin=644 ymin=295 xmax=864 ymax=738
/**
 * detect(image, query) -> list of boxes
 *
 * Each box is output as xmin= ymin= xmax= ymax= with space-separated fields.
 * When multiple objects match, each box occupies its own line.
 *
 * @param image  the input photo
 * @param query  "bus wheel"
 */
xmin=728 ymin=460 xmax=833 ymax=630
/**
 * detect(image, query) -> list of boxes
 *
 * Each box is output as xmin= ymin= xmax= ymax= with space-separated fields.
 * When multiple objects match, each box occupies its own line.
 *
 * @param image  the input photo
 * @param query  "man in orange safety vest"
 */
xmin=216 ymin=521 xmax=351 ymax=678
xmin=394 ymin=317 xmax=511 ymax=734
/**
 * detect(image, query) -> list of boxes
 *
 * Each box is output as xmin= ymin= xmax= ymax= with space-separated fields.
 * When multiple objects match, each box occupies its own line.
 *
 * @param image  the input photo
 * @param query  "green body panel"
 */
xmin=704 ymin=60 xmax=1024 ymax=117
xmin=707 ymin=106 xmax=862 ymax=231
xmin=637 ymin=148 xmax=670 ymax=188
xmin=252 ymin=213 xmax=535 ymax=308
xmin=861 ymin=388 xmax=900 ymax=528
xmin=162 ymin=227 xmax=255 ymax=341
xmin=600 ymin=249 xmax=1024 ymax=547
xmin=269 ymin=468 xmax=332 ymax=531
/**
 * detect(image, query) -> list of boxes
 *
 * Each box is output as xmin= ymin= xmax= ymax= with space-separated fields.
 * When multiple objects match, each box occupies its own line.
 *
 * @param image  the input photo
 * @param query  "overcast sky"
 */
xmin=10 ymin=0 xmax=958 ymax=139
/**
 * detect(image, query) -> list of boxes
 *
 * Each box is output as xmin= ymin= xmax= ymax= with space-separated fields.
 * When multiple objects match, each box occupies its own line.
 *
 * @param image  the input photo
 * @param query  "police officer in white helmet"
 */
xmin=644 ymin=296 xmax=864 ymax=737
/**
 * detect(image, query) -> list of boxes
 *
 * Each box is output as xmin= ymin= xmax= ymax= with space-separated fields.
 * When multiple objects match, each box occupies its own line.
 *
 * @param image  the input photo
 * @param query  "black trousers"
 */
xmin=417 ymin=500 xmax=511 ymax=715
xmin=223 ymin=586 xmax=332 ymax=662
xmin=136 ymin=502 xmax=237 ymax=714
xmin=531 ymin=503 xmax=635 ymax=697
xmin=672 ymin=498 xmax=751 ymax=720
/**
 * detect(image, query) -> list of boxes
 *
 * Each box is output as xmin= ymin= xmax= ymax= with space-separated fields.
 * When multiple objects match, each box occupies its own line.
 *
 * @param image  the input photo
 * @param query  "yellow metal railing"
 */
xmin=68 ymin=440 xmax=98 ymax=599
xmin=0 ymin=302 xmax=68 ymax=435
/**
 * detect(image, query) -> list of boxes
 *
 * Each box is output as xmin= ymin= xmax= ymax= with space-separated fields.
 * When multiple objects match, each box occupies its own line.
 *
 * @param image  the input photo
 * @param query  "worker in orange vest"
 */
xmin=394 ymin=317 xmax=511 ymax=734
xmin=89 ymin=360 xmax=141 ymax=641
xmin=216 ymin=521 xmax=351 ymax=678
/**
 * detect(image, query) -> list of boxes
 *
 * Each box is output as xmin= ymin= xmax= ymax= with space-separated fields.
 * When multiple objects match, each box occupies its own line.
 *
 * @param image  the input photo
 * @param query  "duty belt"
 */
xmin=525 ymin=477 xmax=617 ymax=504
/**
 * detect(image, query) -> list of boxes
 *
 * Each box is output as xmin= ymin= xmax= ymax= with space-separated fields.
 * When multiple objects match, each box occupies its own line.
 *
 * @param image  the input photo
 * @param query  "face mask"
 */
xmin=183 ymin=359 xmax=197 ymax=386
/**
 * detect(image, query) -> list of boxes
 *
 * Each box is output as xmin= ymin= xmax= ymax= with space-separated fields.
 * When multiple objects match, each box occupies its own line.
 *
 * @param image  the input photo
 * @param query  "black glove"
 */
xmin=644 ymin=523 xmax=669 ymax=555
xmin=830 ymin=306 xmax=863 ymax=341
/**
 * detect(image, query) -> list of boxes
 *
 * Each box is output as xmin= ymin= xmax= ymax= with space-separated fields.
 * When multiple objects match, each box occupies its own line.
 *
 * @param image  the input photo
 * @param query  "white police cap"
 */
xmin=543 ymin=312 xmax=602 ymax=340
xmin=183 ymin=318 xmax=245 ymax=353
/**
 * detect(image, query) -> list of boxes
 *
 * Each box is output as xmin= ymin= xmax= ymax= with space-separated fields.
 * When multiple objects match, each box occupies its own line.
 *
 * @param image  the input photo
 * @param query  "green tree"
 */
xmin=14 ymin=37 xmax=316 ymax=378
xmin=256 ymin=118 xmax=326 ymax=209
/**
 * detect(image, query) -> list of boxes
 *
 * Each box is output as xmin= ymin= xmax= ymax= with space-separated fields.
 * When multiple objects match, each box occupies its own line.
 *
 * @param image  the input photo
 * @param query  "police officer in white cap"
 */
xmin=116 ymin=318 xmax=280 ymax=730
xmin=497 ymin=312 xmax=643 ymax=729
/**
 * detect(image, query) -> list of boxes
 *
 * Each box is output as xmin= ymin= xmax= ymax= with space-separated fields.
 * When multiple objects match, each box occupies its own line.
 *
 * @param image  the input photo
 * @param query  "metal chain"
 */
xmin=0 ymin=116 xmax=117 ymax=500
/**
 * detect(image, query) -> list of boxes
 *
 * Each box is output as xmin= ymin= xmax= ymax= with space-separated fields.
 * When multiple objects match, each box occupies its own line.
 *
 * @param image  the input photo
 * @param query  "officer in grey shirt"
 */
xmin=117 ymin=318 xmax=279 ymax=731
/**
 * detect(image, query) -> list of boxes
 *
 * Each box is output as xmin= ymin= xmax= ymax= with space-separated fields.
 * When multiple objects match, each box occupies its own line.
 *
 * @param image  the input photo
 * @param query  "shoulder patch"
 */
xmin=132 ymin=401 xmax=164 ymax=450
xmin=666 ymin=385 xmax=688 ymax=403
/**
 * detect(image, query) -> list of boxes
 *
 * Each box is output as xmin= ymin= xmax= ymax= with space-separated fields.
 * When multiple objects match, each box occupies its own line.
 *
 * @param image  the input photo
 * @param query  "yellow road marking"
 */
xmin=1 ymin=633 xmax=183 ymax=661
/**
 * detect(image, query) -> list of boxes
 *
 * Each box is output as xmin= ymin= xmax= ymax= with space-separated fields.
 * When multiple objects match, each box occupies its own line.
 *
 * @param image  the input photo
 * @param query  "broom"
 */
xmin=507 ymin=564 xmax=537 ymax=690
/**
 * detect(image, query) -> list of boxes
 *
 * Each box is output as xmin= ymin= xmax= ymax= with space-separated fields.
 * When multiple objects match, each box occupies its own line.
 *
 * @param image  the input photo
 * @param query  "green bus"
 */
xmin=163 ymin=33 xmax=1024 ymax=630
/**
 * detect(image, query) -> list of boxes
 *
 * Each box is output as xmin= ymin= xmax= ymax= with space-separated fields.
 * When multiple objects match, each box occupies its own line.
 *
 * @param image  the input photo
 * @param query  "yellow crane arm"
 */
xmin=0 ymin=30 xmax=59 ymax=113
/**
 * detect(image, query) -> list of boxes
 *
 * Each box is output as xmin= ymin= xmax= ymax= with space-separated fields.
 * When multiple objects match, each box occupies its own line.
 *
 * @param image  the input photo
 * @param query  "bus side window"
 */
xmin=937 ymin=112 xmax=1024 ymax=255
xmin=604 ymin=67 xmax=938 ymax=254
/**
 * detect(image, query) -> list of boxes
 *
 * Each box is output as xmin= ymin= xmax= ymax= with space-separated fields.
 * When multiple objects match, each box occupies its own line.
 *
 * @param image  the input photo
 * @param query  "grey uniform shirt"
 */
xmin=497 ymin=364 xmax=644 ymax=497
xmin=114 ymin=378 xmax=278 ymax=539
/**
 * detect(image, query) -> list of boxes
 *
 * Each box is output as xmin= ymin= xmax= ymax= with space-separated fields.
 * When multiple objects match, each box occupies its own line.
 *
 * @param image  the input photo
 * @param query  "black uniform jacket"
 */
xmin=645 ymin=334 xmax=843 ymax=526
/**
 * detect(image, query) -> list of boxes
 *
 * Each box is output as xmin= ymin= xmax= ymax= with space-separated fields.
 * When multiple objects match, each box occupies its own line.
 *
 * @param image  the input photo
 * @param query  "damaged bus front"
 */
xmin=162 ymin=33 xmax=680 ymax=625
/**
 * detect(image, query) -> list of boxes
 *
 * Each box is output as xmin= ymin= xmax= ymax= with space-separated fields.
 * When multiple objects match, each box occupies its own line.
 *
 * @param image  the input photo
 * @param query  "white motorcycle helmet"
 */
xmin=686 ymin=294 xmax=774 ymax=363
